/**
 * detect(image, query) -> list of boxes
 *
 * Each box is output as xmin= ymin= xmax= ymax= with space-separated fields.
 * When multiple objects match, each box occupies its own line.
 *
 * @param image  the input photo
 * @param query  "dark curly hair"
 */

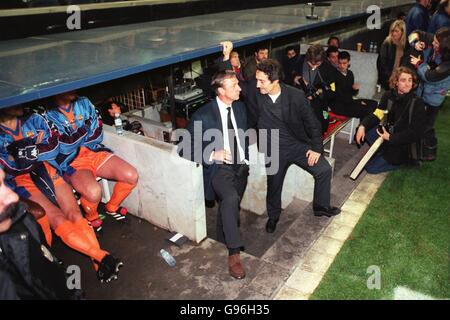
xmin=255 ymin=59 xmax=283 ymax=82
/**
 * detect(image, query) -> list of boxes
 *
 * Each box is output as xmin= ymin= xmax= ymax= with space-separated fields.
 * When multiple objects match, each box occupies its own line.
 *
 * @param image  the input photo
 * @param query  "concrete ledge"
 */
xmin=241 ymin=142 xmax=335 ymax=215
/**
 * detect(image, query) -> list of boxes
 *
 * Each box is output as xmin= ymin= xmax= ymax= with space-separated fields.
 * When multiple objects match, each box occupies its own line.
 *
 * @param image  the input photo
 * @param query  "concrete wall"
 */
xmin=102 ymin=125 xmax=207 ymax=243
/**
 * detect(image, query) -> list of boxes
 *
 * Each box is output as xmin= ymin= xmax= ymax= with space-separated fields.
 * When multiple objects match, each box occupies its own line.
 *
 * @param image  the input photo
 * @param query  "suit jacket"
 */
xmin=179 ymin=99 xmax=249 ymax=200
xmin=253 ymin=83 xmax=324 ymax=154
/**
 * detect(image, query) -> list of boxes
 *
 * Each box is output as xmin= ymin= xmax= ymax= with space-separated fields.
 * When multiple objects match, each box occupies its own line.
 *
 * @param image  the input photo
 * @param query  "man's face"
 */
xmin=328 ymin=39 xmax=339 ymax=48
xmin=328 ymin=52 xmax=339 ymax=67
xmin=55 ymin=91 xmax=78 ymax=105
xmin=218 ymin=76 xmax=241 ymax=102
xmin=337 ymin=58 xmax=350 ymax=72
xmin=307 ymin=60 xmax=322 ymax=70
xmin=230 ymin=52 xmax=240 ymax=68
xmin=396 ymin=72 xmax=413 ymax=94
xmin=256 ymin=70 xmax=278 ymax=95
xmin=2 ymin=105 xmax=23 ymax=118
xmin=255 ymin=49 xmax=269 ymax=62
xmin=108 ymin=103 xmax=122 ymax=118
xmin=0 ymin=170 xmax=19 ymax=233
xmin=287 ymin=49 xmax=297 ymax=59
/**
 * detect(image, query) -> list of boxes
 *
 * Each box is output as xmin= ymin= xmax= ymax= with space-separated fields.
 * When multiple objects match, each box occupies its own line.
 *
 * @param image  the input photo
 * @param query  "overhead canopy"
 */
xmin=0 ymin=0 xmax=411 ymax=108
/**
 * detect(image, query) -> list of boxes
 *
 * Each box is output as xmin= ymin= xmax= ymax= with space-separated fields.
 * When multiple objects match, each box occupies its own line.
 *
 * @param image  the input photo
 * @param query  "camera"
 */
xmin=298 ymin=78 xmax=329 ymax=100
xmin=377 ymin=124 xmax=394 ymax=135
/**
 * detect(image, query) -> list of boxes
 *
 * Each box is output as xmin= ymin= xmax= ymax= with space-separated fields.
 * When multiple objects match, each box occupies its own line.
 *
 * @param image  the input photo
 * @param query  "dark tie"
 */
xmin=226 ymin=106 xmax=240 ymax=164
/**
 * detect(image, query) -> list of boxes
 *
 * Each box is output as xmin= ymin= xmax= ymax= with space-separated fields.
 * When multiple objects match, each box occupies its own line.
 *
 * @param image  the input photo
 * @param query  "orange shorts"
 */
xmin=70 ymin=147 xmax=114 ymax=176
xmin=15 ymin=162 xmax=64 ymax=196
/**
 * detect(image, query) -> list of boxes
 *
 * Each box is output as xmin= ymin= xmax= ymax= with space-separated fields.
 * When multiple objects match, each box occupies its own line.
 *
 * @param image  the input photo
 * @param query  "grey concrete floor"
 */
xmin=52 ymin=135 xmax=369 ymax=299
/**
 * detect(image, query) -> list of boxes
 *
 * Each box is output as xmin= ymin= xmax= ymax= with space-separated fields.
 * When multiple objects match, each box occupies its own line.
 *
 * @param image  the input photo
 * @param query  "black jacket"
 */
xmin=294 ymin=55 xmax=337 ymax=103
xmin=242 ymin=57 xmax=258 ymax=81
xmin=331 ymin=69 xmax=359 ymax=110
xmin=282 ymin=55 xmax=302 ymax=86
xmin=361 ymin=90 xmax=426 ymax=165
xmin=0 ymin=203 xmax=82 ymax=300
xmin=377 ymin=41 xmax=408 ymax=90
xmin=179 ymin=99 xmax=249 ymax=201
xmin=253 ymin=83 xmax=324 ymax=153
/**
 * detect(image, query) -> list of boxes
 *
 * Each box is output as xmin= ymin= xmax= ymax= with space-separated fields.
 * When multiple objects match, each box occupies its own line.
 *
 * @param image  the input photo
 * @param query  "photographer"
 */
xmin=410 ymin=27 xmax=450 ymax=160
xmin=293 ymin=44 xmax=336 ymax=133
xmin=355 ymin=67 xmax=426 ymax=173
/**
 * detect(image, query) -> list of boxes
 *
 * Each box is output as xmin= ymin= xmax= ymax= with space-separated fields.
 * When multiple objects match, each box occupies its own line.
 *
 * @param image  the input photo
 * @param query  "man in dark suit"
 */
xmin=178 ymin=70 xmax=249 ymax=279
xmin=253 ymin=59 xmax=341 ymax=233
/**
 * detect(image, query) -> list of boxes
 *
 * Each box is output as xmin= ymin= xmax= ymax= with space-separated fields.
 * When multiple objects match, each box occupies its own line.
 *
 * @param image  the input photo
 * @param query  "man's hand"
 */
xmin=212 ymin=149 xmax=232 ymax=164
xmin=21 ymin=198 xmax=45 ymax=219
xmin=294 ymin=76 xmax=308 ymax=86
xmin=220 ymin=41 xmax=233 ymax=61
xmin=352 ymin=83 xmax=360 ymax=90
xmin=415 ymin=41 xmax=426 ymax=51
xmin=377 ymin=126 xmax=390 ymax=141
xmin=306 ymin=150 xmax=321 ymax=166
xmin=410 ymin=54 xmax=422 ymax=66
xmin=355 ymin=126 xmax=365 ymax=145
xmin=408 ymin=32 xmax=425 ymax=51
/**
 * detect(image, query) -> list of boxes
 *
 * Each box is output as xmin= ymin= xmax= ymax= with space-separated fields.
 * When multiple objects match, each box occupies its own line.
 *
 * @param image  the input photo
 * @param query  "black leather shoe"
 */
xmin=265 ymin=218 xmax=279 ymax=233
xmin=313 ymin=206 xmax=341 ymax=217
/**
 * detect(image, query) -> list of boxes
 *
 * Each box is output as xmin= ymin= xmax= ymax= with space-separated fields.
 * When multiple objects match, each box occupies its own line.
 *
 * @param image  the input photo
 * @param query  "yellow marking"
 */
xmin=373 ymin=108 xmax=385 ymax=121
xmin=330 ymin=82 xmax=336 ymax=92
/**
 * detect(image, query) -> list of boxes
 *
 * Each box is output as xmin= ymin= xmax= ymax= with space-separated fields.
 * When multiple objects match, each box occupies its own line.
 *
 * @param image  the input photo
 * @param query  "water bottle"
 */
xmin=373 ymin=43 xmax=377 ymax=53
xmin=160 ymin=249 xmax=176 ymax=267
xmin=369 ymin=42 xmax=374 ymax=53
xmin=114 ymin=113 xmax=124 ymax=135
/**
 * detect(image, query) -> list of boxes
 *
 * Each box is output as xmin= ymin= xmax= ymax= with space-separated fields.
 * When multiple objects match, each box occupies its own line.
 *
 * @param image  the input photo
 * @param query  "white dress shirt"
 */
xmin=215 ymin=96 xmax=246 ymax=163
xmin=268 ymin=91 xmax=281 ymax=103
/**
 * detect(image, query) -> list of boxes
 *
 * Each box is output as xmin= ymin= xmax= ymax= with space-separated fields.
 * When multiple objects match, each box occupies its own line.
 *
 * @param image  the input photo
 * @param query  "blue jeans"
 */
xmin=364 ymin=127 xmax=400 ymax=174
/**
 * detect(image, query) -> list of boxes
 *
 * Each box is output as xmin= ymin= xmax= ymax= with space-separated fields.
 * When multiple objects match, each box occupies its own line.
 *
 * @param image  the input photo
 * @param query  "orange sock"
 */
xmin=54 ymin=220 xmax=107 ymax=263
xmin=73 ymin=218 xmax=101 ymax=250
xmin=37 ymin=214 xmax=52 ymax=247
xmin=105 ymin=181 xmax=136 ymax=213
xmin=73 ymin=218 xmax=104 ymax=271
xmin=80 ymin=197 xmax=100 ymax=222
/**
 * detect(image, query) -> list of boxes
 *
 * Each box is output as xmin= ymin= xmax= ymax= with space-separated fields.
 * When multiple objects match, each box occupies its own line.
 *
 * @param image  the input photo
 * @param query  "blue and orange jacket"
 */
xmin=0 ymin=113 xmax=60 ymax=199
xmin=43 ymin=96 xmax=106 ymax=175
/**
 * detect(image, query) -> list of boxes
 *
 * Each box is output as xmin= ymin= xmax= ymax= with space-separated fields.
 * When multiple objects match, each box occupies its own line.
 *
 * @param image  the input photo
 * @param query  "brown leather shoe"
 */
xmin=228 ymin=253 xmax=246 ymax=279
